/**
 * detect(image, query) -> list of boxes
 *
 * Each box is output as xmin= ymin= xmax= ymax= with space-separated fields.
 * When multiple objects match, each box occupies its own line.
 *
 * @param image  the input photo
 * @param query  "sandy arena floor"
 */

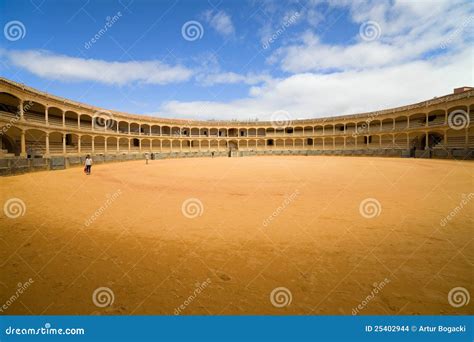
xmin=0 ymin=156 xmax=472 ymax=315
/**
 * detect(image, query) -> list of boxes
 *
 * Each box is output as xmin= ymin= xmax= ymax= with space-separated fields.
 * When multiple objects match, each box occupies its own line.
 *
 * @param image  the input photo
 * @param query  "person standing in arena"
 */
xmin=84 ymin=155 xmax=92 ymax=175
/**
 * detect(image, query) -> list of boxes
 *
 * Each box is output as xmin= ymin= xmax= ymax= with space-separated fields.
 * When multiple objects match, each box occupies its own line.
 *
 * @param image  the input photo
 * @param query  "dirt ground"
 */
xmin=0 ymin=156 xmax=472 ymax=315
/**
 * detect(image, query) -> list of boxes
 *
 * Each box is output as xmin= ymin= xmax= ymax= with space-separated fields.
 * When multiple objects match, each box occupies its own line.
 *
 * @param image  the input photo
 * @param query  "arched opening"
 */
xmin=24 ymin=101 xmax=46 ymax=123
xmin=314 ymin=125 xmax=323 ymax=135
xmin=345 ymin=123 xmax=355 ymax=135
xmin=409 ymin=113 xmax=426 ymax=128
xmin=334 ymin=124 xmax=344 ymax=135
xmin=257 ymin=139 xmax=265 ymax=150
xmin=323 ymin=125 xmax=333 ymax=135
xmin=275 ymin=139 xmax=284 ymax=149
xmin=0 ymin=92 xmax=21 ymax=117
xmin=303 ymin=126 xmax=313 ymax=136
xmin=191 ymin=140 xmax=200 ymax=150
xmin=334 ymin=137 xmax=344 ymax=149
xmin=171 ymin=139 xmax=180 ymax=151
xmin=201 ymin=140 xmax=210 ymax=151
xmin=118 ymin=121 xmax=129 ymax=134
xmin=64 ymin=110 xmax=78 ymax=128
xmin=81 ymin=135 xmax=93 ymax=154
xmin=162 ymin=126 xmax=171 ymax=136
xmin=421 ymin=132 xmax=444 ymax=150
xmin=80 ymin=114 xmax=93 ymax=130
xmin=218 ymin=128 xmax=227 ymax=137
xmin=141 ymin=138 xmax=151 ymax=151
xmin=107 ymin=137 xmax=118 ymax=153
xmin=0 ymin=126 xmax=21 ymax=156
xmin=161 ymin=139 xmax=171 ymax=152
xmin=257 ymin=128 xmax=265 ymax=137
xmin=151 ymin=139 xmax=161 ymax=152
xmin=49 ymin=131 xmax=64 ymax=155
xmin=394 ymin=132 xmax=408 ymax=149
xmin=171 ymin=127 xmax=181 ymax=137
xmin=190 ymin=128 xmax=199 ymax=137
xmin=381 ymin=118 xmax=394 ymax=131
xmin=210 ymin=140 xmax=218 ymax=151
xmin=265 ymin=128 xmax=275 ymax=137
xmin=141 ymin=124 xmax=150 ymax=136
xmin=25 ymin=129 xmax=46 ymax=157
xmin=48 ymin=107 xmax=63 ymax=126
xmin=394 ymin=116 xmax=408 ymax=130
xmin=294 ymin=126 xmax=303 ymax=136
xmin=248 ymin=128 xmax=256 ymax=137
xmin=151 ymin=125 xmax=161 ymax=136
xmin=294 ymin=138 xmax=304 ymax=149
xmin=200 ymin=128 xmax=209 ymax=137
xmin=94 ymin=136 xmax=106 ymax=154
xmin=130 ymin=123 xmax=140 ymax=135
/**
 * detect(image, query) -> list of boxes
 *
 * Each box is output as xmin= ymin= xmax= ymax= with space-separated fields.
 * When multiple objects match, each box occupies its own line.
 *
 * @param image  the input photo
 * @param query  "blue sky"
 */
xmin=0 ymin=0 xmax=472 ymax=121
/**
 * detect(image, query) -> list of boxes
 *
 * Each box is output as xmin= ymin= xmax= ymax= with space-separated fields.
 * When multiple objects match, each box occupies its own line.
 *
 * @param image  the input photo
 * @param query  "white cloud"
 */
xmin=1 ymin=49 xmax=194 ymax=85
xmin=154 ymin=49 xmax=472 ymax=121
xmin=196 ymin=72 xmax=272 ymax=86
xmin=270 ymin=0 xmax=473 ymax=73
xmin=203 ymin=10 xmax=235 ymax=37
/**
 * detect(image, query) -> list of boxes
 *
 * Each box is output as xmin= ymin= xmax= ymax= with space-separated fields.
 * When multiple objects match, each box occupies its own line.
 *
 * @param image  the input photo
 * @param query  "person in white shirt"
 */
xmin=84 ymin=155 xmax=92 ymax=175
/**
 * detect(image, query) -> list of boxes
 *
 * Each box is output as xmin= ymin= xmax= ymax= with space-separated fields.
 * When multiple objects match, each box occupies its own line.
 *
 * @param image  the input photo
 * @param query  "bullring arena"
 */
xmin=0 ymin=77 xmax=472 ymax=315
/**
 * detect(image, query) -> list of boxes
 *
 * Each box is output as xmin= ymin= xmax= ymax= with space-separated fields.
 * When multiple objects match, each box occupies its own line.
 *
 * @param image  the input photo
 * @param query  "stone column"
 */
xmin=78 ymin=136 xmax=81 ymax=154
xmin=62 ymin=134 xmax=66 ymax=155
xmin=18 ymin=100 xmax=25 ymax=121
xmin=45 ymin=107 xmax=49 ymax=125
xmin=20 ymin=131 xmax=26 ymax=157
xmin=45 ymin=133 xmax=50 ymax=156
xmin=92 ymin=138 xmax=95 ymax=153
xmin=425 ymin=132 xmax=429 ymax=150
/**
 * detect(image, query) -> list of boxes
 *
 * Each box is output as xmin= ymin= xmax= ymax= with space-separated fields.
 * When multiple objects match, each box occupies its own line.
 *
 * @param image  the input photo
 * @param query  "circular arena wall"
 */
xmin=0 ymin=77 xmax=473 ymax=174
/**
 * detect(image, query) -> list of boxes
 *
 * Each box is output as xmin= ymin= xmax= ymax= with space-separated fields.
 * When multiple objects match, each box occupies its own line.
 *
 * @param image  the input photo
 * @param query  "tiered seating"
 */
xmin=435 ymin=136 xmax=466 ymax=149
xmin=394 ymin=121 xmax=408 ymax=130
xmin=24 ymin=113 xmax=46 ymax=124
xmin=48 ymin=116 xmax=63 ymax=126
xmin=409 ymin=119 xmax=425 ymax=128
xmin=427 ymin=116 xmax=445 ymax=126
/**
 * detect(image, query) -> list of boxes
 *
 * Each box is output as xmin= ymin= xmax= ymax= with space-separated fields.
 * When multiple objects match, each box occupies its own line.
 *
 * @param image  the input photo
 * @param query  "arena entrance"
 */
xmin=228 ymin=140 xmax=239 ymax=157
